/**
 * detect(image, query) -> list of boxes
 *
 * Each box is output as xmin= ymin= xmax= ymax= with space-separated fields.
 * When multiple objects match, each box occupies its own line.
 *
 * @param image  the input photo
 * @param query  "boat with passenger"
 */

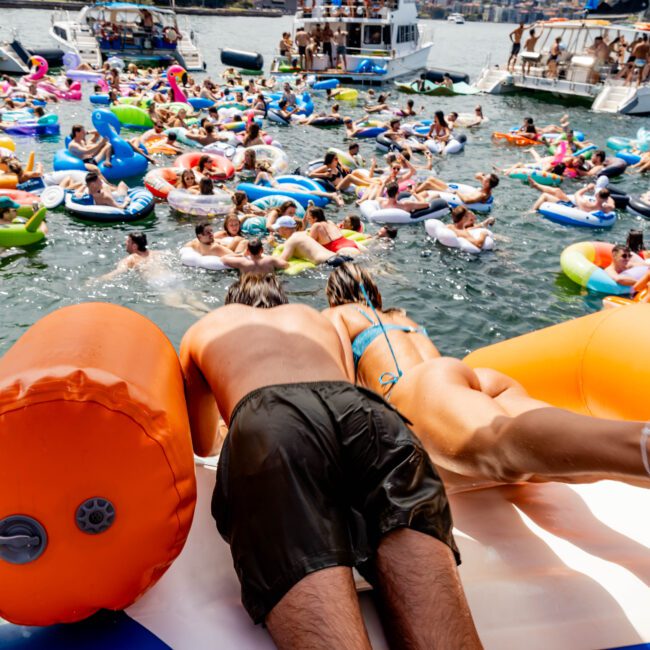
xmin=49 ymin=2 xmax=205 ymax=71
xmin=475 ymin=18 xmax=650 ymax=115
xmin=447 ymin=12 xmax=465 ymax=24
xmin=270 ymin=0 xmax=432 ymax=85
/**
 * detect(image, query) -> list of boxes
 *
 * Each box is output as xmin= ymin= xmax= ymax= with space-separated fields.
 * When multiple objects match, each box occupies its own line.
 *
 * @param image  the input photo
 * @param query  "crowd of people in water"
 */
xmin=2 ymin=44 xmax=650 ymax=650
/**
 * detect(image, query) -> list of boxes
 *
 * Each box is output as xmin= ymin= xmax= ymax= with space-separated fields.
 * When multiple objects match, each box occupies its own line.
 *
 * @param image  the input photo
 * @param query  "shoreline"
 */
xmin=0 ymin=0 xmax=283 ymax=16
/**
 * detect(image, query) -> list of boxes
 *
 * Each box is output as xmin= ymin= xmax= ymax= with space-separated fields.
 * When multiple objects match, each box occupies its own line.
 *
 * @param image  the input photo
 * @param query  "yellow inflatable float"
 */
xmin=464 ymin=303 xmax=650 ymax=420
xmin=0 ymin=303 xmax=196 ymax=625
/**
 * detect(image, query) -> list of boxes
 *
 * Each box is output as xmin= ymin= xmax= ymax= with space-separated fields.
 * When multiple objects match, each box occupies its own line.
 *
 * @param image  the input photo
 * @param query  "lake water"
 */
xmin=1 ymin=11 xmax=648 ymax=356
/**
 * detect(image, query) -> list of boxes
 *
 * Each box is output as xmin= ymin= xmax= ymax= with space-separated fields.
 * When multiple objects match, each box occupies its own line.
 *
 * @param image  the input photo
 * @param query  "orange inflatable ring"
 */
xmin=0 ymin=303 xmax=196 ymax=625
xmin=0 ymin=173 xmax=18 ymax=189
xmin=464 ymin=304 xmax=650 ymax=420
xmin=173 ymin=151 xmax=235 ymax=180
xmin=141 ymin=131 xmax=181 ymax=156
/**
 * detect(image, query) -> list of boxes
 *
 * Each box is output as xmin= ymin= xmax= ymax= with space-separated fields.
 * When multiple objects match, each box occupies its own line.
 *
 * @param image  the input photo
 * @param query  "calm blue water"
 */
xmin=0 ymin=12 xmax=648 ymax=357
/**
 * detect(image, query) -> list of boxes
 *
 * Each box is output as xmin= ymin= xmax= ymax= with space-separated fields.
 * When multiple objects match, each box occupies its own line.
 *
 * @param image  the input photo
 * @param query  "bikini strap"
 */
xmin=355 ymin=307 xmax=375 ymax=324
xmin=360 ymin=284 xmax=404 ymax=388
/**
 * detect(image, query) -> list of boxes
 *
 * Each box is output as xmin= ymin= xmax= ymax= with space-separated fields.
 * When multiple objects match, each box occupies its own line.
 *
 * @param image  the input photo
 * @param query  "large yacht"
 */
xmin=270 ymin=0 xmax=432 ymax=84
xmin=474 ymin=19 xmax=650 ymax=116
xmin=49 ymin=3 xmax=205 ymax=71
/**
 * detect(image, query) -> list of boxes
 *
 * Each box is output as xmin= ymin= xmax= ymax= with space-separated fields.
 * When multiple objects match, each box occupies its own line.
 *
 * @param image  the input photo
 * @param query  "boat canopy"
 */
xmin=93 ymin=2 xmax=175 ymax=14
xmin=83 ymin=3 xmax=179 ymax=27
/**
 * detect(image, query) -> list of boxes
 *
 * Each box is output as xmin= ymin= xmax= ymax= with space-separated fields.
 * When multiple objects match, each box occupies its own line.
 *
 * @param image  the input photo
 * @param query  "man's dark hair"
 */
xmin=224 ymin=273 xmax=289 ymax=308
xmin=248 ymin=237 xmax=264 ymax=255
xmin=612 ymin=244 xmax=630 ymax=257
xmin=487 ymin=173 xmax=499 ymax=189
xmin=385 ymin=182 xmax=399 ymax=198
xmin=345 ymin=215 xmax=362 ymax=232
xmin=382 ymin=225 xmax=398 ymax=239
xmin=129 ymin=232 xmax=148 ymax=252
xmin=308 ymin=207 xmax=326 ymax=222
xmin=85 ymin=171 xmax=99 ymax=184
xmin=195 ymin=222 xmax=211 ymax=236
xmin=593 ymin=149 xmax=606 ymax=163
xmin=597 ymin=188 xmax=611 ymax=199
xmin=71 ymin=124 xmax=84 ymax=137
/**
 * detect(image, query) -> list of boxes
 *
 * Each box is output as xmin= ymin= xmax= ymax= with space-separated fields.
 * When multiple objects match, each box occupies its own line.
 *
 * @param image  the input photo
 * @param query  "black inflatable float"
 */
xmin=220 ymin=49 xmax=264 ymax=71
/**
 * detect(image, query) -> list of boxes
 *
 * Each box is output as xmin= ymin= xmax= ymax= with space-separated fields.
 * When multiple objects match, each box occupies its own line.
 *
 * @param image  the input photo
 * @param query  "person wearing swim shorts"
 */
xmin=180 ymin=274 xmax=480 ymax=649
xmin=67 ymin=124 xmax=112 ymax=175
xmin=295 ymin=28 xmax=309 ymax=69
xmin=334 ymin=27 xmax=348 ymax=71
xmin=508 ymin=22 xmax=525 ymax=71
xmin=322 ymin=262 xmax=650 ymax=495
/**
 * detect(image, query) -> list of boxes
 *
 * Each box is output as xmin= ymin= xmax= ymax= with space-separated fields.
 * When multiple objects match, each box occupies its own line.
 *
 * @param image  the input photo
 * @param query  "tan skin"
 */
xmin=180 ymin=304 xmax=481 ymax=650
xmin=323 ymin=295 xmax=650 ymax=494
xmin=604 ymin=248 xmax=637 ymax=285
xmin=183 ymin=225 xmax=233 ymax=257
xmin=214 ymin=215 xmax=247 ymax=253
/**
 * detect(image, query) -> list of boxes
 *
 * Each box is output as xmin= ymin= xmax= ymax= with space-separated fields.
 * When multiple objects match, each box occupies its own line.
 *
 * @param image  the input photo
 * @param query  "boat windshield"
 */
xmin=85 ymin=5 xmax=180 ymax=51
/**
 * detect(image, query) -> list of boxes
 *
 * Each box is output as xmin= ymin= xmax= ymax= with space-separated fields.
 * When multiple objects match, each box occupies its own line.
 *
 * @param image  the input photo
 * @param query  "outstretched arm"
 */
xmin=179 ymin=335 xmax=220 ymax=457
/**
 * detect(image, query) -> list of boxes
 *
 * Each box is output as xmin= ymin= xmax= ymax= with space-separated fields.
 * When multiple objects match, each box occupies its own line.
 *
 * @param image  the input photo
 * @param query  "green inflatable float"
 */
xmin=0 ymin=207 xmax=47 ymax=247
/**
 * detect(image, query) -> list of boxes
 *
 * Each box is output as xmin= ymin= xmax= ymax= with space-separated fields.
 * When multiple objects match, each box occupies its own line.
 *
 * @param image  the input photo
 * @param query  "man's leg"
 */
xmin=375 ymin=528 xmax=482 ymax=650
xmin=533 ymin=192 xmax=555 ymax=211
xmin=266 ymin=566 xmax=371 ymax=650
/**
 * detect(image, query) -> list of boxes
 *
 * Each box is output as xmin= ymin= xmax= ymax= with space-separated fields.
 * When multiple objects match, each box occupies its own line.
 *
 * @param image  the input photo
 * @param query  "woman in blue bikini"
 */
xmin=323 ymin=262 xmax=439 ymax=398
xmin=323 ymin=262 xmax=650 ymax=493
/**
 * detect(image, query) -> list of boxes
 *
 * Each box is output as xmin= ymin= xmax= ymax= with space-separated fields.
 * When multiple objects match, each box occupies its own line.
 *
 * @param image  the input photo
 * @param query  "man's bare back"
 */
xmin=180 ymin=304 xmax=350 ymax=453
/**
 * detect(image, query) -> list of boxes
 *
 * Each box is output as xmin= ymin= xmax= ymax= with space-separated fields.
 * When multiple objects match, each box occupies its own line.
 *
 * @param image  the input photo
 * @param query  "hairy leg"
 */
xmin=375 ymin=528 xmax=482 ymax=650
xmin=266 ymin=567 xmax=371 ymax=650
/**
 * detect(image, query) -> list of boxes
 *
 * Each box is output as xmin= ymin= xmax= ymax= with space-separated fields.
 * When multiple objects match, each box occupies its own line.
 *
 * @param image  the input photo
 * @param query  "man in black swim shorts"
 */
xmin=180 ymin=274 xmax=482 ymax=650
xmin=508 ymin=22 xmax=525 ymax=71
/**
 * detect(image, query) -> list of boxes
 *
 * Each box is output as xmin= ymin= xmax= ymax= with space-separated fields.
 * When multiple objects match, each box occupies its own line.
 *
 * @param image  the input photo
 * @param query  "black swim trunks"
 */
xmin=511 ymin=42 xmax=521 ymax=56
xmin=213 ymin=381 xmax=459 ymax=624
xmin=83 ymin=157 xmax=98 ymax=165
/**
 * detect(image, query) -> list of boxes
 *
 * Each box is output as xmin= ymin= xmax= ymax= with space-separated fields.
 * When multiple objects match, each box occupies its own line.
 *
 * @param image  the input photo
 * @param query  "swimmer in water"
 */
xmin=99 ymin=232 xmax=209 ymax=317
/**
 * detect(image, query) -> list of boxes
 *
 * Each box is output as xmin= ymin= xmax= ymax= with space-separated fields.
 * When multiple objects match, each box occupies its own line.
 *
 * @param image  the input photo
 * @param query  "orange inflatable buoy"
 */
xmin=0 ymin=303 xmax=196 ymax=625
xmin=464 ymin=304 xmax=650 ymax=420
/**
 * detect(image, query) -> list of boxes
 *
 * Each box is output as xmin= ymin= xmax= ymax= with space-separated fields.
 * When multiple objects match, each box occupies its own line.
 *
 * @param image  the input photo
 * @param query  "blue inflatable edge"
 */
xmin=0 ymin=610 xmax=171 ymax=650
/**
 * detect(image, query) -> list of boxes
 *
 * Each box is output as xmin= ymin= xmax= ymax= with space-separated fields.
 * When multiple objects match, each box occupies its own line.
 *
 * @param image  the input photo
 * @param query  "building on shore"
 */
xmin=417 ymin=0 xmax=585 ymax=22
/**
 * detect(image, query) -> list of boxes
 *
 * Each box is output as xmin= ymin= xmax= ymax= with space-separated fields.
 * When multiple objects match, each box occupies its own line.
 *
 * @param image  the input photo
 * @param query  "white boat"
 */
xmin=474 ymin=19 xmax=650 ymax=115
xmin=448 ymin=12 xmax=465 ymax=24
xmin=270 ymin=0 xmax=433 ymax=85
xmin=49 ymin=2 xmax=205 ymax=71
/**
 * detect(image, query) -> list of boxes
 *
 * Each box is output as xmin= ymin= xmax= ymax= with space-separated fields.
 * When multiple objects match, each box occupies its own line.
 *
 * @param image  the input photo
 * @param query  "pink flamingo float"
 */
xmin=25 ymin=56 xmax=82 ymax=101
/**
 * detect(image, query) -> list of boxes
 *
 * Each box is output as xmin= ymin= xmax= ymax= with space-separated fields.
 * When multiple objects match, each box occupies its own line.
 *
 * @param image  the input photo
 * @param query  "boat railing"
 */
xmin=277 ymin=43 xmax=392 ymax=62
xmin=179 ymin=16 xmax=199 ymax=49
xmin=297 ymin=0 xmax=398 ymax=20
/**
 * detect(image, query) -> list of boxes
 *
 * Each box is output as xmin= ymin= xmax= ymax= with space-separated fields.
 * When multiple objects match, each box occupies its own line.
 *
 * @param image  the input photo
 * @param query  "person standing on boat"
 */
xmin=547 ymin=37 xmax=562 ymax=80
xmin=522 ymin=28 xmax=539 ymax=76
xmin=295 ymin=28 xmax=310 ymax=70
xmin=335 ymin=28 xmax=348 ymax=71
xmin=322 ymin=23 xmax=334 ymax=68
xmin=630 ymin=35 xmax=650 ymax=86
xmin=507 ymin=22 xmax=526 ymax=72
